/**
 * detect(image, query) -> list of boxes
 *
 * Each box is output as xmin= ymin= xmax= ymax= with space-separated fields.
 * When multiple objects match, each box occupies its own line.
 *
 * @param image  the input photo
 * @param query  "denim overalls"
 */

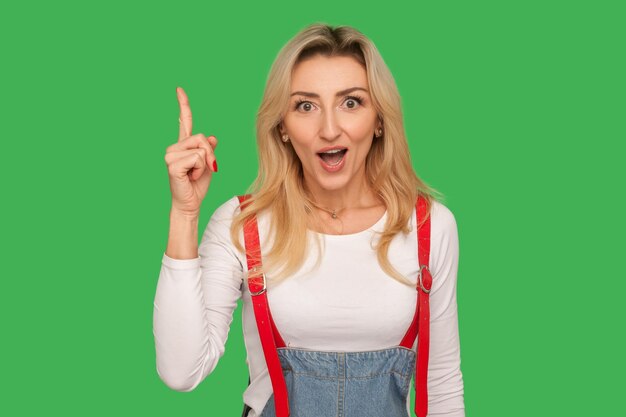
xmin=237 ymin=195 xmax=433 ymax=417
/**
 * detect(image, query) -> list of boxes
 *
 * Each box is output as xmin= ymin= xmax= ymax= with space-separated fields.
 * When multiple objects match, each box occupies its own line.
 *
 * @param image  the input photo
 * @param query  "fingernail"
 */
xmin=212 ymin=160 xmax=218 ymax=172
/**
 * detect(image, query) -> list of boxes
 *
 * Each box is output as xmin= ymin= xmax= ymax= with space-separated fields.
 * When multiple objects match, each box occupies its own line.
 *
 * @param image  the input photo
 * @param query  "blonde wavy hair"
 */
xmin=230 ymin=23 xmax=443 ymax=286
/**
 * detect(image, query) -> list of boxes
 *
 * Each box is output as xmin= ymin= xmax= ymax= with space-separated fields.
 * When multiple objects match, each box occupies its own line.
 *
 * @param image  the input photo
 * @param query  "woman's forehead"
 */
xmin=290 ymin=55 xmax=369 ymax=95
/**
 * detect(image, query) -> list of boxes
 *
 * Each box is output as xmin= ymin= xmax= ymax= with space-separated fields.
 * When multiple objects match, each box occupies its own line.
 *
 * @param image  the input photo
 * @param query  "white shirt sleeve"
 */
xmin=426 ymin=202 xmax=465 ymax=416
xmin=153 ymin=198 xmax=244 ymax=391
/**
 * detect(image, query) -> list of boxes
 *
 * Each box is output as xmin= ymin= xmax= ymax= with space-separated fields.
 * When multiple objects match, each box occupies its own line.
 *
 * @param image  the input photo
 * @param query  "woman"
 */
xmin=154 ymin=23 xmax=465 ymax=417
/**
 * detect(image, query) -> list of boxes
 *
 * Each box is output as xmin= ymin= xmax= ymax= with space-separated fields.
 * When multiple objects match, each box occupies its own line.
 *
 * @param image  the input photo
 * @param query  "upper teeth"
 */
xmin=322 ymin=149 xmax=344 ymax=154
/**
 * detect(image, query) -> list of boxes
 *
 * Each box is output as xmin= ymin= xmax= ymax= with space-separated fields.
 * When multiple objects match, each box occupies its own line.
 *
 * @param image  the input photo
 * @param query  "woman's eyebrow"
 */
xmin=290 ymin=87 xmax=369 ymax=98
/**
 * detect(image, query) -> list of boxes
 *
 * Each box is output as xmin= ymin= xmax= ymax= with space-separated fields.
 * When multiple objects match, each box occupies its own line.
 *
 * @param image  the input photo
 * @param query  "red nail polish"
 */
xmin=212 ymin=160 xmax=218 ymax=172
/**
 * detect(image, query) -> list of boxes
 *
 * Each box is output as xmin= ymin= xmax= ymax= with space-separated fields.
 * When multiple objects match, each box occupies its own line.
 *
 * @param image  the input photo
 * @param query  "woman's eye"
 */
xmin=295 ymin=100 xmax=314 ymax=112
xmin=343 ymin=96 xmax=363 ymax=109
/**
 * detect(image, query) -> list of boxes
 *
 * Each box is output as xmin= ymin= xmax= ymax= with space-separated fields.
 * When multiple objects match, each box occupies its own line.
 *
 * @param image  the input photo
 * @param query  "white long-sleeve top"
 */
xmin=153 ymin=196 xmax=465 ymax=417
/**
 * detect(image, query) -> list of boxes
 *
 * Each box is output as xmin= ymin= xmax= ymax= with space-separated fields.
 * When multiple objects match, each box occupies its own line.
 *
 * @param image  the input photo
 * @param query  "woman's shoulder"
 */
xmin=204 ymin=194 xmax=271 ymax=256
xmin=429 ymin=199 xmax=458 ymax=235
xmin=198 ymin=196 xmax=246 ymax=271
xmin=427 ymin=200 xmax=459 ymax=272
xmin=201 ymin=196 xmax=242 ymax=241
xmin=412 ymin=199 xmax=458 ymax=255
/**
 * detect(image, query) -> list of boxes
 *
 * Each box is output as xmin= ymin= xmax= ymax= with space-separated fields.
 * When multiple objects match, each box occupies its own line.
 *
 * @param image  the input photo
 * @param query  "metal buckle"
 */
xmin=418 ymin=265 xmax=431 ymax=294
xmin=248 ymin=267 xmax=267 ymax=296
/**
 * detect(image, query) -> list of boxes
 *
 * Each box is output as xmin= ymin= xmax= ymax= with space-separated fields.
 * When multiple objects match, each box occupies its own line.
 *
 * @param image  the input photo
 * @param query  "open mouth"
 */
xmin=317 ymin=149 xmax=348 ymax=166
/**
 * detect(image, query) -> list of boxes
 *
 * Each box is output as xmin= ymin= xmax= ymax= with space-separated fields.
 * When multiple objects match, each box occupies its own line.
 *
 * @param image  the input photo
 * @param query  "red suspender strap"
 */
xmin=237 ymin=194 xmax=290 ymax=417
xmin=398 ymin=195 xmax=432 ymax=417
xmin=415 ymin=195 xmax=432 ymax=417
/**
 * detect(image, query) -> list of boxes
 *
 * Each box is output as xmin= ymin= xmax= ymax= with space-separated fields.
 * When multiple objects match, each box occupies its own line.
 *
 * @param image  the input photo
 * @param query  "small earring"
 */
xmin=375 ymin=128 xmax=383 ymax=138
xmin=282 ymin=134 xmax=290 ymax=142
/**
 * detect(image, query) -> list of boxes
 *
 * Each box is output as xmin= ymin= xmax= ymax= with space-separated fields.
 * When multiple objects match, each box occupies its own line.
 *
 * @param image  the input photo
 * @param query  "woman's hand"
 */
xmin=165 ymin=87 xmax=218 ymax=217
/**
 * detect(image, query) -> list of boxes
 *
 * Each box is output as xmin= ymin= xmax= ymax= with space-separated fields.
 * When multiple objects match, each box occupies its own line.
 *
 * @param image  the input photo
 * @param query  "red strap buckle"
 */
xmin=248 ymin=267 xmax=267 ymax=296
xmin=418 ymin=265 xmax=432 ymax=293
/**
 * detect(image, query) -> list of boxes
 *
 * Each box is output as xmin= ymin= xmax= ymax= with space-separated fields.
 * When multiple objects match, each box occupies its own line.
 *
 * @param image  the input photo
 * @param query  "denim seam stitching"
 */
xmin=282 ymin=370 xmax=413 ymax=380
xmin=337 ymin=352 xmax=345 ymax=417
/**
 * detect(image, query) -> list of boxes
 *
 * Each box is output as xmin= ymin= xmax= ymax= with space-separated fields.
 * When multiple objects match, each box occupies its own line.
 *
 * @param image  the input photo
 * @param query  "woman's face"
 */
xmin=281 ymin=54 xmax=381 ymax=195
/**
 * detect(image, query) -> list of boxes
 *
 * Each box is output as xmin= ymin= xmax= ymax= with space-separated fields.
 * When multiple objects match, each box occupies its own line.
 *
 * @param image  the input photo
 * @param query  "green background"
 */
xmin=2 ymin=0 xmax=624 ymax=415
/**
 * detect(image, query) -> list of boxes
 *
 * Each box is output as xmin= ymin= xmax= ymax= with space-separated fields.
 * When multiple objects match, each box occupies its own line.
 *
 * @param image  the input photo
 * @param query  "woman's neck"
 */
xmin=303 ymin=176 xmax=382 ymax=211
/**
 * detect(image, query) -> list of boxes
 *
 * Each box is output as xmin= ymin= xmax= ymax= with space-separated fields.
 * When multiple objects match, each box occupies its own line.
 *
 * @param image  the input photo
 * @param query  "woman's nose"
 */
xmin=319 ymin=109 xmax=341 ymax=141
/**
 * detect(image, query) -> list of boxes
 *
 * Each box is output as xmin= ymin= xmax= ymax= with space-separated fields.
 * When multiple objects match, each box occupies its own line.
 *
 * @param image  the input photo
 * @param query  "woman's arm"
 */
xmin=165 ymin=210 xmax=199 ymax=259
xmin=426 ymin=202 xmax=465 ymax=416
xmin=153 ymin=197 xmax=243 ymax=391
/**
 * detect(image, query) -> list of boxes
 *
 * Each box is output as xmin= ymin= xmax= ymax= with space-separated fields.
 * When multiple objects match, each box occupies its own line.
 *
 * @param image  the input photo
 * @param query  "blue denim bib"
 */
xmin=257 ymin=346 xmax=415 ymax=417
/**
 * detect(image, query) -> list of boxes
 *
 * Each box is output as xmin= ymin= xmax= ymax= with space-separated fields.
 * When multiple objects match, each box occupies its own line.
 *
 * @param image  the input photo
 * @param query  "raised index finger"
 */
xmin=177 ymin=86 xmax=193 ymax=141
